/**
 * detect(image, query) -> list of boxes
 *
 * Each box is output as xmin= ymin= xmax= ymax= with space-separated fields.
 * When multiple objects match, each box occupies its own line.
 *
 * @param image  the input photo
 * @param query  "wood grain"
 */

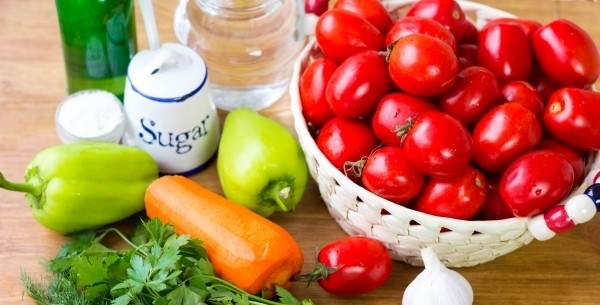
xmin=1 ymin=0 xmax=599 ymax=304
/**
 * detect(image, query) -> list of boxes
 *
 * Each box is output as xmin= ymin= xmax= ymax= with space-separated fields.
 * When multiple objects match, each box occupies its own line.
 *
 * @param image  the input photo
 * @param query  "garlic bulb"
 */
xmin=402 ymin=247 xmax=474 ymax=305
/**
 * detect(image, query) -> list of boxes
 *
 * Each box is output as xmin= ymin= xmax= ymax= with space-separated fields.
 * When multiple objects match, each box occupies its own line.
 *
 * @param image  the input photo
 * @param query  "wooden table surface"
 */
xmin=1 ymin=0 xmax=600 ymax=304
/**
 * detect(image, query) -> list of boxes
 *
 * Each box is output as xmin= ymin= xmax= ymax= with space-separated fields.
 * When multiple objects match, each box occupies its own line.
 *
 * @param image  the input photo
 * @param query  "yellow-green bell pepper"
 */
xmin=217 ymin=108 xmax=309 ymax=217
xmin=0 ymin=142 xmax=158 ymax=233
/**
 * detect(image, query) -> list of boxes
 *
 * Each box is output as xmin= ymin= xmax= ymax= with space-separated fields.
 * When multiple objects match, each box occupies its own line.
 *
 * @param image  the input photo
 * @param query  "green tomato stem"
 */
xmin=292 ymin=246 xmax=343 ymax=285
xmin=292 ymin=260 xmax=343 ymax=287
xmin=394 ymin=116 xmax=415 ymax=139
xmin=343 ymin=157 xmax=367 ymax=179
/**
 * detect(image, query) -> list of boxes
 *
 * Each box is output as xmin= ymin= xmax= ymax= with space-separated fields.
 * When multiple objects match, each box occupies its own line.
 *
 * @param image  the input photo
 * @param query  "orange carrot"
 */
xmin=144 ymin=175 xmax=304 ymax=296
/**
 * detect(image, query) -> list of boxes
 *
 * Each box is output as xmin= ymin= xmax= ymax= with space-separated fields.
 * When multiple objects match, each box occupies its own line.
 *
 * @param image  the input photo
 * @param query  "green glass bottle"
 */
xmin=55 ymin=0 xmax=137 ymax=101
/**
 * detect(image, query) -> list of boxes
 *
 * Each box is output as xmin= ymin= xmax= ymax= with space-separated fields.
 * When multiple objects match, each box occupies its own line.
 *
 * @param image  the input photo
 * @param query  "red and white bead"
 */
xmin=528 ymin=171 xmax=600 ymax=241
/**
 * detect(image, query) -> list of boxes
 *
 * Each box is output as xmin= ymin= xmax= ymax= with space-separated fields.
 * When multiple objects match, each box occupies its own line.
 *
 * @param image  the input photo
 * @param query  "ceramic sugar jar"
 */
xmin=123 ymin=42 xmax=219 ymax=175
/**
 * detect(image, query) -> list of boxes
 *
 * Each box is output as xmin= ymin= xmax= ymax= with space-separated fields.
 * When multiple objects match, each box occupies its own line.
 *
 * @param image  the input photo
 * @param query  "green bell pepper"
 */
xmin=0 ymin=142 xmax=159 ymax=233
xmin=217 ymin=108 xmax=309 ymax=217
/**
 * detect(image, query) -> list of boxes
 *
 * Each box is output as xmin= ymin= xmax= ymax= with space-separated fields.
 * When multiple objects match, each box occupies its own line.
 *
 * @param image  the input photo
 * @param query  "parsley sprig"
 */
xmin=21 ymin=218 xmax=314 ymax=305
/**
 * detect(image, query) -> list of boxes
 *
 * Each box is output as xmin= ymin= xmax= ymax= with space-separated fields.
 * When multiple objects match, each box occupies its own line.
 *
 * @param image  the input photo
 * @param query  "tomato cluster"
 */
xmin=299 ymin=0 xmax=600 ymax=221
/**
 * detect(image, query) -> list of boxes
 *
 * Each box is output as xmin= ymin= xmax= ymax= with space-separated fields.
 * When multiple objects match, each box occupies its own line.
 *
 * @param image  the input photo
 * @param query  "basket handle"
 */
xmin=528 ymin=169 xmax=600 ymax=241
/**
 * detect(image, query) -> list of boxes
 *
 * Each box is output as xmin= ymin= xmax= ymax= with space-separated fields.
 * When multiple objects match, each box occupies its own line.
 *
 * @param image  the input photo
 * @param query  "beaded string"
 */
xmin=528 ymin=170 xmax=600 ymax=241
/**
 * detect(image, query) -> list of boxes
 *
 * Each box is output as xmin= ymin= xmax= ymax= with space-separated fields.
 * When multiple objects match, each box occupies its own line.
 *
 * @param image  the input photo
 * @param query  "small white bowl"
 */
xmin=55 ymin=90 xmax=126 ymax=144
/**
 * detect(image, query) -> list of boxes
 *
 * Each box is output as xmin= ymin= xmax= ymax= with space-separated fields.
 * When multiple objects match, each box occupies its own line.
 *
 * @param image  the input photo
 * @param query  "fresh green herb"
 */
xmin=21 ymin=218 xmax=315 ymax=305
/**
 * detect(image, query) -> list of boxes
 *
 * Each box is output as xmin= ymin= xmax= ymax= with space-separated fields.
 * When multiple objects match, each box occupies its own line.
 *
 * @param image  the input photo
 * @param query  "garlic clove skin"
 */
xmin=402 ymin=247 xmax=474 ymax=305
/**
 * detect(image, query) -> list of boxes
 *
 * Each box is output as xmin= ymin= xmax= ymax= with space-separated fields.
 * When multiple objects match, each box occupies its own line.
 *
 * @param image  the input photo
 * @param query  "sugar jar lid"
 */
xmin=127 ymin=43 xmax=208 ymax=102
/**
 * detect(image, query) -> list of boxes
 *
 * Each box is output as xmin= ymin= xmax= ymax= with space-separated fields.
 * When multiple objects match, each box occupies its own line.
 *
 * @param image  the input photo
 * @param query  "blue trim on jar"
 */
xmin=128 ymin=71 xmax=208 ymax=103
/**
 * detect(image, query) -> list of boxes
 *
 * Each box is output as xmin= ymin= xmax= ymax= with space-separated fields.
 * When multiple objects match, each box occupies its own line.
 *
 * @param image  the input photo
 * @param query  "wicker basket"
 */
xmin=290 ymin=0 xmax=600 ymax=267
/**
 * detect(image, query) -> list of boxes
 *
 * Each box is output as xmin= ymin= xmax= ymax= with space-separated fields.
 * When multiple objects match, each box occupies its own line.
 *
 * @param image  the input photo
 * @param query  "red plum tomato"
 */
xmin=499 ymin=150 xmax=575 ymax=217
xmin=403 ymin=111 xmax=473 ymax=178
xmin=333 ymin=0 xmax=393 ymax=34
xmin=385 ymin=16 xmax=456 ymax=51
xmin=312 ymin=236 xmax=393 ymax=296
xmin=456 ymin=43 xmax=479 ymax=67
xmin=538 ymin=139 xmax=586 ymax=188
xmin=484 ymin=17 xmax=542 ymax=39
xmin=475 ymin=176 xmax=514 ymax=220
xmin=532 ymin=18 xmax=600 ymax=88
xmin=316 ymin=117 xmax=380 ymax=174
xmin=361 ymin=146 xmax=425 ymax=205
xmin=388 ymin=34 xmax=459 ymax=97
xmin=326 ymin=50 xmax=392 ymax=119
xmin=371 ymin=92 xmax=438 ymax=147
xmin=436 ymin=66 xmax=501 ymax=128
xmin=530 ymin=69 xmax=560 ymax=102
xmin=478 ymin=22 xmax=532 ymax=83
xmin=543 ymin=87 xmax=600 ymax=151
xmin=315 ymin=9 xmax=384 ymax=63
xmin=458 ymin=20 xmax=479 ymax=44
xmin=472 ymin=102 xmax=542 ymax=173
xmin=499 ymin=80 xmax=545 ymax=120
xmin=405 ymin=0 xmax=469 ymax=41
xmin=299 ymin=57 xmax=337 ymax=128
xmin=413 ymin=166 xmax=487 ymax=220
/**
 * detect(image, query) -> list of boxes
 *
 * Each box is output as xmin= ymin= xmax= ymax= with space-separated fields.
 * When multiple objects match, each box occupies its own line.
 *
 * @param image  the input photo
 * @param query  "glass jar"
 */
xmin=174 ymin=0 xmax=306 ymax=111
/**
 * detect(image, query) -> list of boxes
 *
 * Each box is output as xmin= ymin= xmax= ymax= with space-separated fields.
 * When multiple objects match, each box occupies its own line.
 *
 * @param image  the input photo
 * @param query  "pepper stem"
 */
xmin=0 ymin=172 xmax=37 ymax=195
xmin=262 ymin=180 xmax=295 ymax=212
